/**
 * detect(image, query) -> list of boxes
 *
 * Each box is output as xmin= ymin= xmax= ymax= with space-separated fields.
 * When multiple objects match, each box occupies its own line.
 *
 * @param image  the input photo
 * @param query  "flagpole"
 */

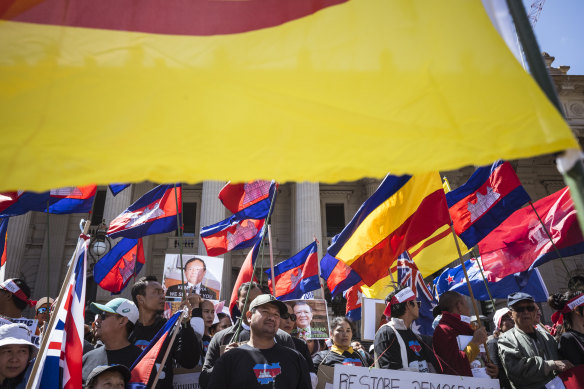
xmin=448 ymin=223 xmax=491 ymax=364
xmin=475 ymin=255 xmax=497 ymax=313
xmin=46 ymin=199 xmax=51 ymax=319
xmin=267 ymin=224 xmax=276 ymax=297
xmin=314 ymin=237 xmax=326 ymax=298
xmin=528 ymin=201 xmax=571 ymax=274
xmin=231 ymin=185 xmax=278 ymax=343
xmin=173 ymin=184 xmax=186 ymax=300
xmin=26 ymin=219 xmax=91 ymax=389
xmin=150 ymin=310 xmax=184 ymax=388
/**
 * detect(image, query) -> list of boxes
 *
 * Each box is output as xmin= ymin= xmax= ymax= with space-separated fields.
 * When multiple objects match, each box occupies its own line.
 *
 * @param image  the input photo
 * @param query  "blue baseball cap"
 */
xmin=507 ymin=292 xmax=535 ymax=307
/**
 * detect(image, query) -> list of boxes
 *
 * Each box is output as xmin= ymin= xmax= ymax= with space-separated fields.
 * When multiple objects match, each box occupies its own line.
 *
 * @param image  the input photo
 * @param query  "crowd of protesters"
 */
xmin=1 ymin=275 xmax=583 ymax=389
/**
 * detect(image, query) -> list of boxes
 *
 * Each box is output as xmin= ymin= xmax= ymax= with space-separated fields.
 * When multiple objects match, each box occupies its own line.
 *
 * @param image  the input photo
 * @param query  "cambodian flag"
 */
xmin=107 ymin=184 xmax=180 ymax=239
xmin=219 ymin=180 xmax=277 ymax=214
xmin=201 ymin=185 xmax=275 ymax=256
xmin=320 ymin=254 xmax=362 ymax=297
xmin=93 ymin=238 xmax=145 ymax=294
xmin=265 ymin=241 xmax=320 ymax=301
xmin=0 ymin=185 xmax=97 ymax=217
xmin=344 ymin=281 xmax=364 ymax=321
xmin=28 ymin=237 xmax=87 ymax=389
xmin=129 ymin=309 xmax=183 ymax=389
xmin=0 ymin=218 xmax=7 ymax=282
xmin=229 ymin=228 xmax=263 ymax=318
xmin=446 ymin=160 xmax=530 ymax=247
xmin=109 ymin=183 xmax=130 ymax=196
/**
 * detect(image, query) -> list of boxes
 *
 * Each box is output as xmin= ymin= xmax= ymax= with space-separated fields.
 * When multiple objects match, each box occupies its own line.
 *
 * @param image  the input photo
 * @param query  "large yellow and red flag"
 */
xmin=0 ymin=0 xmax=578 ymax=191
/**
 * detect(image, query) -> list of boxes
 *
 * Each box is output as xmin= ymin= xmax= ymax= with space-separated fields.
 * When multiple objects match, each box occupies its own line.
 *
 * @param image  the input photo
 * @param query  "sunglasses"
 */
xmin=98 ymin=312 xmax=118 ymax=321
xmin=281 ymin=313 xmax=297 ymax=321
xmin=512 ymin=305 xmax=536 ymax=313
xmin=37 ymin=307 xmax=49 ymax=314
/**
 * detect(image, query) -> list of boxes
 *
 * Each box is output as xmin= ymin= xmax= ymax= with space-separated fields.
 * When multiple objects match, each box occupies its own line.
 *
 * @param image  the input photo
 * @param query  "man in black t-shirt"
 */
xmin=208 ymin=294 xmax=311 ymax=389
xmin=82 ymin=298 xmax=143 ymax=384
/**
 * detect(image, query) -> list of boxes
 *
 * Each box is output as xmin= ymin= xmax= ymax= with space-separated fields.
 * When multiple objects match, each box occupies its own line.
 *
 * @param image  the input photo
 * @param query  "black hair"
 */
xmin=432 ymin=291 xmax=463 ymax=318
xmin=8 ymin=278 xmax=31 ymax=311
xmin=568 ymin=276 xmax=584 ymax=292
xmin=548 ymin=291 xmax=584 ymax=333
xmin=385 ymin=286 xmax=415 ymax=319
xmin=125 ymin=320 xmax=135 ymax=336
xmin=237 ymin=282 xmax=259 ymax=298
xmin=131 ymin=276 xmax=158 ymax=306
xmin=184 ymin=257 xmax=206 ymax=270
xmin=209 ymin=312 xmax=232 ymax=335
xmin=330 ymin=316 xmax=354 ymax=334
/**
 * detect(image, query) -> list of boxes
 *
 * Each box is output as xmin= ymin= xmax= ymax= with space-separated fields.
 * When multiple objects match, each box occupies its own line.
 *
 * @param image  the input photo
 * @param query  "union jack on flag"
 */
xmin=28 ymin=237 xmax=88 ymax=389
xmin=396 ymin=252 xmax=437 ymax=336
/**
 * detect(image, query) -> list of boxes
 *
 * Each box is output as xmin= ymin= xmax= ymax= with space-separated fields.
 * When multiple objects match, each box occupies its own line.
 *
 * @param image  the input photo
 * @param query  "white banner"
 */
xmin=333 ymin=365 xmax=500 ymax=389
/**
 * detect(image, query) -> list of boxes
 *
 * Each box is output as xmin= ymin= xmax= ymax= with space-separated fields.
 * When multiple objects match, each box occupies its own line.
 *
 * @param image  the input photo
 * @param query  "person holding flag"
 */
xmin=129 ymin=276 xmax=200 ymax=389
xmin=0 ymin=279 xmax=35 ymax=320
xmin=373 ymin=286 xmax=438 ymax=372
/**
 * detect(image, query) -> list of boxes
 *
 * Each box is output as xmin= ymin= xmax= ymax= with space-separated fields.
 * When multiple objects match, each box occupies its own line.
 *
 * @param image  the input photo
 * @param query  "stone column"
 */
xmin=198 ymin=181 xmax=229 ymax=300
xmin=34 ymin=214 xmax=70 ymax=298
xmin=363 ymin=178 xmax=381 ymax=198
xmin=4 ymin=213 xmax=32 ymax=279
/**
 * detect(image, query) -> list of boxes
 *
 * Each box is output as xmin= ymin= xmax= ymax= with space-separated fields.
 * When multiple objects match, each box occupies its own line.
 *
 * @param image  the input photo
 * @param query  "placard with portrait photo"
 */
xmin=284 ymin=299 xmax=330 ymax=340
xmin=162 ymin=254 xmax=223 ymax=302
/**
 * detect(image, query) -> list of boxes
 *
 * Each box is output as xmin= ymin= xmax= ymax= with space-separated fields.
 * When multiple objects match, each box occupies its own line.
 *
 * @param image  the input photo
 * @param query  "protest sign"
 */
xmin=361 ymin=298 xmax=386 ymax=341
xmin=333 ymin=365 xmax=500 ymax=389
xmin=173 ymin=367 xmax=202 ymax=389
xmin=163 ymin=254 xmax=223 ymax=301
xmin=286 ymin=299 xmax=330 ymax=340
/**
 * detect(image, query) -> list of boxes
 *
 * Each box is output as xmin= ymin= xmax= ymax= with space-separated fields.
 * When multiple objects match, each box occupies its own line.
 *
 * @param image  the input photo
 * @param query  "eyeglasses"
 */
xmin=511 ymin=305 xmax=536 ymax=313
xmin=282 ymin=313 xmax=297 ymax=321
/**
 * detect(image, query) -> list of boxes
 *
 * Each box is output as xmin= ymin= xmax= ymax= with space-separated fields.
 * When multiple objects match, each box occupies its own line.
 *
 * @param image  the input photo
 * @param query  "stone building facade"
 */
xmin=4 ymin=54 xmax=583 ymax=323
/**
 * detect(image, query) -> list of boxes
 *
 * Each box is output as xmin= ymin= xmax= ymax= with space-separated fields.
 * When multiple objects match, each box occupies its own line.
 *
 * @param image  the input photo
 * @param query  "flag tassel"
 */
xmin=26 ymin=219 xmax=91 ymax=389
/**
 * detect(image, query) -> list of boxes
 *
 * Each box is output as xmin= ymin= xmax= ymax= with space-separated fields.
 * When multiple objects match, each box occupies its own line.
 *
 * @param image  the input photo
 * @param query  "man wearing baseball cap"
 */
xmin=85 ymin=365 xmax=130 ymax=389
xmin=81 ymin=298 xmax=142 ymax=385
xmin=498 ymin=292 xmax=572 ymax=389
xmin=207 ymin=294 xmax=312 ymax=389
xmin=0 ymin=323 xmax=38 ymax=388
xmin=0 ymin=278 xmax=35 ymax=319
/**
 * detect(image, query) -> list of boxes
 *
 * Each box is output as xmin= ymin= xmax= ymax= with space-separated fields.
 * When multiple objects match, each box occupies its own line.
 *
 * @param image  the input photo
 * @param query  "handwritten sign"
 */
xmin=333 ymin=365 xmax=500 ymax=389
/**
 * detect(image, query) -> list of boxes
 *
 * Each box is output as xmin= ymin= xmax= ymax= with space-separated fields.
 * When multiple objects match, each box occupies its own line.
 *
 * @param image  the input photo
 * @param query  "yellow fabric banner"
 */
xmin=0 ymin=0 xmax=578 ymax=191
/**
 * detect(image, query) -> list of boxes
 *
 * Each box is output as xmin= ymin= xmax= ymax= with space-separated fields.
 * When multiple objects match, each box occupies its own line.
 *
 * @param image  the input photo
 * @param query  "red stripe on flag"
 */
xmin=409 ymin=228 xmax=451 ymax=259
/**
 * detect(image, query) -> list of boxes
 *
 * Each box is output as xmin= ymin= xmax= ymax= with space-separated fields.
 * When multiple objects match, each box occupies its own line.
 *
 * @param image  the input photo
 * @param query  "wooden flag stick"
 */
xmin=474 ymin=255 xmax=497 ymax=313
xmin=448 ymin=224 xmax=491 ymax=364
xmin=267 ymin=224 xmax=276 ymax=297
xmin=26 ymin=220 xmax=91 ymax=389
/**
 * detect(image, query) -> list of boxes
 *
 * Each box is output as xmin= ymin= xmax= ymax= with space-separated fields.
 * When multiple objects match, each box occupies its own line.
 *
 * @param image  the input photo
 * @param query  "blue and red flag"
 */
xmin=201 ymin=184 xmax=276 ymax=256
xmin=129 ymin=309 xmax=183 ymax=389
xmin=107 ymin=184 xmax=181 ymax=239
xmin=219 ymin=180 xmax=276 ymax=214
xmin=109 ymin=183 xmax=130 ymax=196
xmin=320 ymin=255 xmax=362 ymax=297
xmin=397 ymin=252 xmax=437 ymax=336
xmin=0 ymin=218 xmax=7 ymax=281
xmin=29 ymin=237 xmax=88 ymax=389
xmin=93 ymin=238 xmax=145 ymax=294
xmin=265 ymin=241 xmax=320 ymax=300
xmin=344 ymin=281 xmax=364 ymax=321
xmin=446 ymin=160 xmax=530 ymax=248
xmin=229 ymin=228 xmax=263 ymax=318
xmin=0 ymin=185 xmax=97 ymax=217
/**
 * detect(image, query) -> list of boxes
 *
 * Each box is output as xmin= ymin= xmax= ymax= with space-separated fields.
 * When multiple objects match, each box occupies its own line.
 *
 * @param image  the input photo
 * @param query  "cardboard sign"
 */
xmin=360 ymin=298 xmax=386 ymax=341
xmin=332 ymin=365 xmax=500 ymax=389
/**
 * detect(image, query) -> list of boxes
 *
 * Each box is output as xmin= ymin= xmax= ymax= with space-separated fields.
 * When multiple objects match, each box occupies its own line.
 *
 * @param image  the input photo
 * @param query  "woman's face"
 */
xmin=0 ymin=345 xmax=30 ymax=381
xmin=201 ymin=301 xmax=215 ymax=328
xmin=332 ymin=321 xmax=352 ymax=348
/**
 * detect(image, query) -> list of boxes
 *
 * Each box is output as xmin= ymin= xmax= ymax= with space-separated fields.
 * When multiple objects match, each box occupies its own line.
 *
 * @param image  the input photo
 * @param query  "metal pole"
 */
xmin=46 ymin=200 xmax=50 ymax=308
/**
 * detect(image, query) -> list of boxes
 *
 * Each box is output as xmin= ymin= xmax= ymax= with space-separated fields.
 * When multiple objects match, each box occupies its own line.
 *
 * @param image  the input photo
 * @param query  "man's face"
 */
xmin=456 ymin=298 xmax=471 ymax=317
xmin=201 ymin=301 xmax=215 ymax=328
xmin=185 ymin=260 xmax=206 ymax=285
xmin=139 ymin=281 xmax=165 ymax=312
xmin=35 ymin=303 xmax=50 ymax=325
xmin=248 ymin=303 xmax=281 ymax=338
xmin=500 ymin=313 xmax=515 ymax=333
xmin=95 ymin=312 xmax=127 ymax=342
xmin=237 ymin=286 xmax=262 ymax=322
xmin=279 ymin=304 xmax=296 ymax=334
xmin=294 ymin=304 xmax=313 ymax=328
xmin=0 ymin=345 xmax=30 ymax=381
xmin=407 ymin=300 xmax=420 ymax=320
xmin=93 ymin=371 xmax=126 ymax=389
xmin=511 ymin=301 xmax=536 ymax=331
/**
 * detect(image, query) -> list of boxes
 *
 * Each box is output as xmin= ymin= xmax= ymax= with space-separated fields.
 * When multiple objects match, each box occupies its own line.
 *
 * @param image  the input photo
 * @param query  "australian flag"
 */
xmin=446 ymin=160 xmax=530 ymax=247
xmin=0 ymin=218 xmax=7 ymax=281
xmin=0 ymin=185 xmax=97 ymax=217
xmin=129 ymin=310 xmax=183 ymax=389
xmin=201 ymin=183 xmax=276 ymax=257
xmin=434 ymin=258 xmax=549 ymax=302
xmin=397 ymin=252 xmax=437 ymax=336
xmin=219 ymin=180 xmax=277 ymax=214
xmin=29 ymin=237 xmax=88 ymax=389
xmin=107 ymin=184 xmax=181 ymax=239
xmin=93 ymin=238 xmax=145 ymax=294
xmin=265 ymin=241 xmax=320 ymax=301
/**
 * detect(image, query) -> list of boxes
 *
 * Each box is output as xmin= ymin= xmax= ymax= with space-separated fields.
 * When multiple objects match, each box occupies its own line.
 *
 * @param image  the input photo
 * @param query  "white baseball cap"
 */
xmin=0 ymin=323 xmax=38 ymax=350
xmin=90 ymin=298 xmax=139 ymax=324
xmin=493 ymin=307 xmax=511 ymax=330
